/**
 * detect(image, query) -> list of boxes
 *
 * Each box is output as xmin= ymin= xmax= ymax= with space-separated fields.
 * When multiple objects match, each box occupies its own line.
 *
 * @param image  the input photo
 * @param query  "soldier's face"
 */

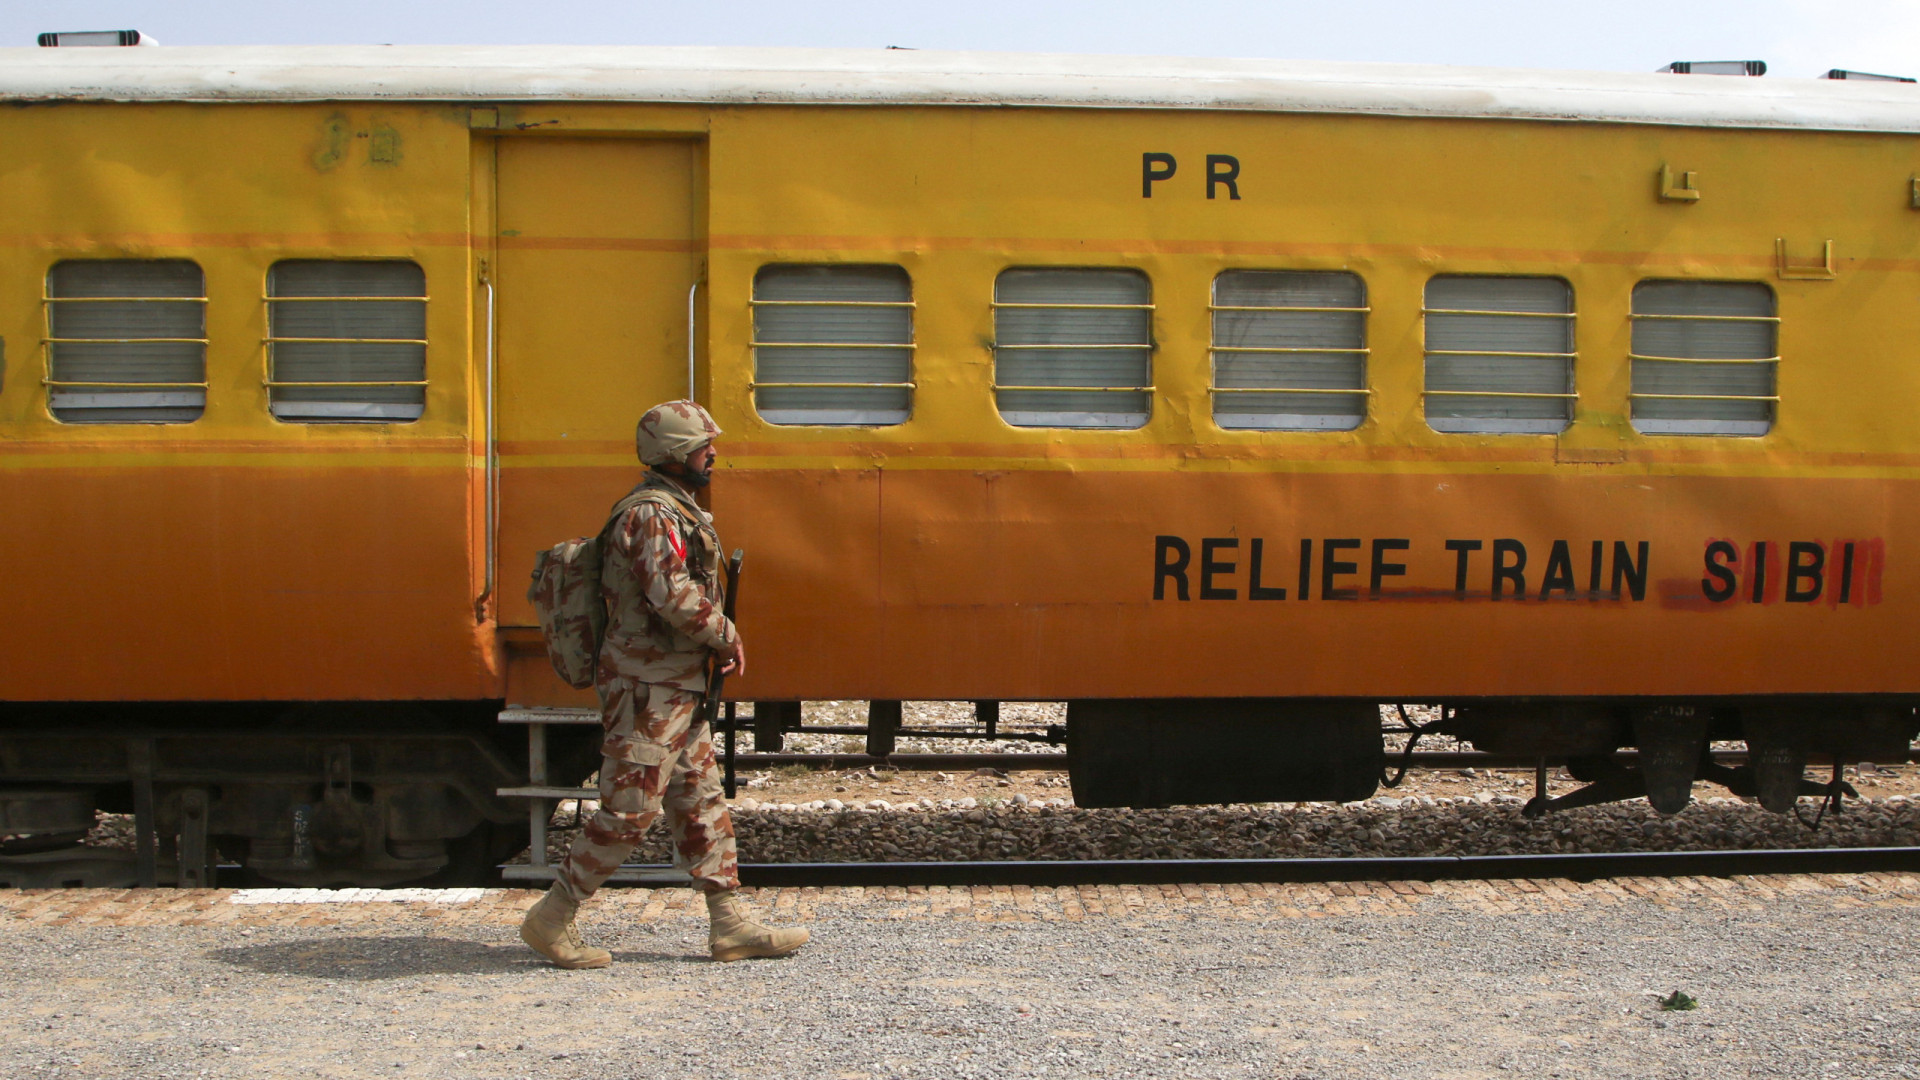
xmin=684 ymin=443 xmax=717 ymax=487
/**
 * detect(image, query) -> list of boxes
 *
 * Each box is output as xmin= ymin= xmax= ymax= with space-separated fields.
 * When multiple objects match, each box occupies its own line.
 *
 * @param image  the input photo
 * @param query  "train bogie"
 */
xmin=0 ymin=702 xmax=573 ymax=887
xmin=1437 ymin=698 xmax=1919 ymax=817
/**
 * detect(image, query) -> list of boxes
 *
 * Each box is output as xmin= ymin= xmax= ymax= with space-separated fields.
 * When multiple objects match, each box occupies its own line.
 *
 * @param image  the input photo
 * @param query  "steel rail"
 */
xmin=735 ymin=752 xmax=1065 ymax=771
xmin=27 ymin=846 xmax=1920 ymax=892
xmin=762 ymin=724 xmax=1056 ymax=741
xmin=723 ymin=749 xmax=1807 ymax=772
xmin=722 ymin=845 xmax=1920 ymax=888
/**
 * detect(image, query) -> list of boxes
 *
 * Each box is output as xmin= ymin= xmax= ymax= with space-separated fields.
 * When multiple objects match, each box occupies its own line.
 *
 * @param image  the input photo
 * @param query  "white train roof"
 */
xmin=1 ymin=45 xmax=1917 ymax=133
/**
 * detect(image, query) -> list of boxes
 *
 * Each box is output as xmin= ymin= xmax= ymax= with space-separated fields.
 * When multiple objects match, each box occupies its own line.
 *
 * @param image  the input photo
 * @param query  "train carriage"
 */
xmin=2 ymin=45 xmax=1918 ymax=886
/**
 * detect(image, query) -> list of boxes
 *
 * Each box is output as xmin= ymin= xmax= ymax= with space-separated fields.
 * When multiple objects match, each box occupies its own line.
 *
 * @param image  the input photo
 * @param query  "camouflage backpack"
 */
xmin=526 ymin=488 xmax=664 ymax=690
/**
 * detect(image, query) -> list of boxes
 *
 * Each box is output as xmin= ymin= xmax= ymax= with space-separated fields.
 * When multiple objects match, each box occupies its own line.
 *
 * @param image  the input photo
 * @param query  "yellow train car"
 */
xmin=2 ymin=46 xmax=1917 ymax=884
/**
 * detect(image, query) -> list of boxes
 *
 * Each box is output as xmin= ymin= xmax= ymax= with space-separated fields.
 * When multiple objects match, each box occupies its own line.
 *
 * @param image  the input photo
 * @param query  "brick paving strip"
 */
xmin=2 ymin=871 xmax=1916 ymax=929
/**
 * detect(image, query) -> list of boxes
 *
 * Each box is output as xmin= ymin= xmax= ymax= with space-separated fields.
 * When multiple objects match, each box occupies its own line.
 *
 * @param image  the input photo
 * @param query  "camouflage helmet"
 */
xmin=635 ymin=400 xmax=722 ymax=466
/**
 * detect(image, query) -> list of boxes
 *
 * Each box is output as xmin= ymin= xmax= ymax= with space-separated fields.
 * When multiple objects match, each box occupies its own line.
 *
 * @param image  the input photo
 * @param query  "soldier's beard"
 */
xmin=664 ymin=460 xmax=712 ymax=489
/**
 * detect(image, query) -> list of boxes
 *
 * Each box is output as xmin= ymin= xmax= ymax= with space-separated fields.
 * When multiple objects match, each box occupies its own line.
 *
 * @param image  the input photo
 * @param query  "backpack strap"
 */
xmin=602 ymin=488 xmax=662 ymax=540
xmin=637 ymin=479 xmax=706 ymax=520
xmin=600 ymin=486 xmax=707 ymax=568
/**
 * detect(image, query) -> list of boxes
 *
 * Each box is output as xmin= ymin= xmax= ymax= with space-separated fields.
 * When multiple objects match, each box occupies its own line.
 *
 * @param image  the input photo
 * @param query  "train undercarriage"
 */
xmin=0 ymin=702 xmax=599 ymax=890
xmin=1 ymin=696 xmax=1914 ymax=889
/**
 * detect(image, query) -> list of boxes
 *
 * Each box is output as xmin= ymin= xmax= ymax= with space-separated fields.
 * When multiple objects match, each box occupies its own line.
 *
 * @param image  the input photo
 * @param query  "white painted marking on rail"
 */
xmin=227 ymin=887 xmax=491 ymax=905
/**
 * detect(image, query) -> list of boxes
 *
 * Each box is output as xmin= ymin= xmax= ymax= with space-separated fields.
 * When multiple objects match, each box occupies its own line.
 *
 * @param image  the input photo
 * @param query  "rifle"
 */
xmin=704 ymin=549 xmax=745 ymax=798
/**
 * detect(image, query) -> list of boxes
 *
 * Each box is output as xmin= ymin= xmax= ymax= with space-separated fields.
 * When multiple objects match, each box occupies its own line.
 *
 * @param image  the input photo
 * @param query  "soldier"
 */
xmin=520 ymin=400 xmax=809 ymax=969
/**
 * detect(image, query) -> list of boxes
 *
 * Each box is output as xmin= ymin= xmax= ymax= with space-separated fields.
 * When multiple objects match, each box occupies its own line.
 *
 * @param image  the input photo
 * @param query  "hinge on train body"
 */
xmin=1658 ymin=163 xmax=1701 ymax=202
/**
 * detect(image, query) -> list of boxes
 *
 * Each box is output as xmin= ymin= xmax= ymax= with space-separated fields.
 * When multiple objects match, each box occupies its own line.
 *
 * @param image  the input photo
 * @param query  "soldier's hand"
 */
xmin=716 ymin=636 xmax=747 ymax=677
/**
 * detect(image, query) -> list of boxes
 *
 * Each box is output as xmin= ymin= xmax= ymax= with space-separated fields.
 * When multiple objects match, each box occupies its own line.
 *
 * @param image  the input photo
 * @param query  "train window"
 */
xmin=751 ymin=265 xmax=913 ymax=426
xmin=994 ymin=268 xmax=1153 ymax=429
xmin=45 ymin=260 xmax=207 ymax=424
xmin=1629 ymin=281 xmax=1777 ymax=436
xmin=1211 ymin=270 xmax=1368 ymax=431
xmin=1423 ymin=276 xmax=1575 ymax=434
xmin=266 ymin=260 xmax=427 ymax=423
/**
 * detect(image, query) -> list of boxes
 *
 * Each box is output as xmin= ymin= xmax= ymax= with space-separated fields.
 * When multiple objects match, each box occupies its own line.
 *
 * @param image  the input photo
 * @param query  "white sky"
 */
xmin=2 ymin=0 xmax=1918 ymax=81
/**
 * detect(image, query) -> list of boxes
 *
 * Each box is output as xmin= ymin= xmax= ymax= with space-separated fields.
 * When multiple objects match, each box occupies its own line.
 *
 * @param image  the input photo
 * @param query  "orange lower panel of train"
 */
xmin=0 ymin=461 xmax=495 ymax=703
xmin=501 ymin=465 xmax=1913 ymax=707
xmin=2 ymin=457 xmax=1903 ymax=707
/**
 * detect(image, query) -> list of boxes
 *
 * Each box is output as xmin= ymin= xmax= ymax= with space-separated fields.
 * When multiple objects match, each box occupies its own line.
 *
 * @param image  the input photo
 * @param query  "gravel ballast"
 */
xmin=533 ymin=796 xmax=1920 ymax=867
xmin=3 ymin=876 xmax=1918 ymax=1080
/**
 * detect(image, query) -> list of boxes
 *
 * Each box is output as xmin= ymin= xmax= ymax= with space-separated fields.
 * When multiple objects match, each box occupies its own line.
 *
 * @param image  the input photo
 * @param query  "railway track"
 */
xmin=577 ymin=845 xmax=1920 ymax=890
xmin=727 ymin=749 xmax=1780 ymax=772
xmin=16 ymin=844 xmax=1919 ymax=892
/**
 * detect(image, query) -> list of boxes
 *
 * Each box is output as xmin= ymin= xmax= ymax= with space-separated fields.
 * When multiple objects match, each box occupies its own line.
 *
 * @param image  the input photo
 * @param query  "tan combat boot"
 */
xmin=707 ymin=889 xmax=810 ymax=962
xmin=519 ymin=883 xmax=612 ymax=969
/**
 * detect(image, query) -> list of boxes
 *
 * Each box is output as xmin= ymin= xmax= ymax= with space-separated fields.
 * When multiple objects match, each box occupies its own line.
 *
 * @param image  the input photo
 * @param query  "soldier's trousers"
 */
xmin=558 ymin=679 xmax=740 ymax=900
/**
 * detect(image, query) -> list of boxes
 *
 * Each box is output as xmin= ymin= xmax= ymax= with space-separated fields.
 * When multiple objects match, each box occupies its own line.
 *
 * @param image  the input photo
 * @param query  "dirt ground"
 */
xmin=7 ymin=875 xmax=1920 ymax=1080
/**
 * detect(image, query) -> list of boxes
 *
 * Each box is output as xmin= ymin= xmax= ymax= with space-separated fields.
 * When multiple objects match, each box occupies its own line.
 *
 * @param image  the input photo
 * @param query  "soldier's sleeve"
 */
xmin=618 ymin=503 xmax=738 ymax=650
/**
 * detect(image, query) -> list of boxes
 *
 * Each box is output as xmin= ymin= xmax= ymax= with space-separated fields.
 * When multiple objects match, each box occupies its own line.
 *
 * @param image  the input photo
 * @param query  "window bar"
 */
xmin=42 ymin=296 xmax=207 ymax=303
xmin=992 ymin=384 xmax=1156 ymax=393
xmin=1629 ymin=392 xmax=1782 ymax=402
xmin=1211 ymin=386 xmax=1375 ymax=396
xmin=750 ymin=380 xmax=917 ymax=390
xmin=42 ymin=337 xmax=210 ymax=345
xmin=41 ymin=292 xmax=208 ymax=411
xmin=41 ymin=298 xmax=208 ymax=359
xmin=262 ymin=278 xmax=430 ymax=396
xmin=1629 ymin=313 xmax=1780 ymax=323
xmin=1424 ymin=349 xmax=1577 ymax=358
xmin=1421 ymin=308 xmax=1578 ymax=319
xmin=1209 ymin=305 xmax=1372 ymax=314
xmin=262 ymin=357 xmax=427 ymax=390
xmin=1211 ymin=346 xmax=1373 ymax=355
xmin=748 ymin=299 xmax=916 ymax=307
xmin=992 ymin=343 xmax=1151 ymax=351
xmin=264 ymin=337 xmax=430 ymax=346
xmin=265 ymin=379 xmax=433 ymax=389
xmin=269 ymin=295 xmax=430 ymax=303
xmin=41 ymin=340 xmax=211 ymax=387
xmin=1423 ymin=389 xmax=1580 ymax=399
xmin=1628 ymin=353 xmax=1782 ymax=365
xmin=990 ymin=302 xmax=1156 ymax=310
xmin=748 ymin=341 xmax=918 ymax=349
xmin=42 ymin=378 xmax=210 ymax=388
xmin=1210 ymin=294 xmax=1368 ymax=414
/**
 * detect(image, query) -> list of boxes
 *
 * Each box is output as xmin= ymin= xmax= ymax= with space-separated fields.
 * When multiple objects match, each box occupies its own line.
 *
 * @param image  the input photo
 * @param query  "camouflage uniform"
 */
xmin=524 ymin=400 xmax=804 ymax=969
xmin=558 ymin=471 xmax=741 ymax=899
